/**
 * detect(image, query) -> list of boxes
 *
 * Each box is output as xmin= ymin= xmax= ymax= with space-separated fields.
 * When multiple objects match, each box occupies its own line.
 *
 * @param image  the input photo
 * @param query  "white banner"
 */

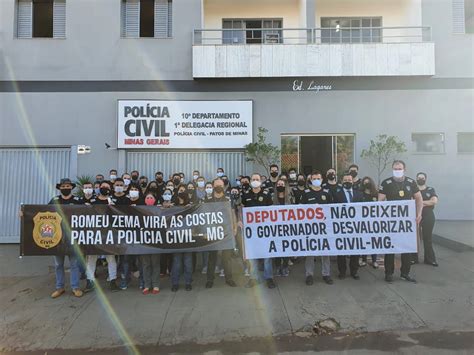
xmin=242 ymin=200 xmax=417 ymax=259
xmin=117 ymin=100 xmax=253 ymax=149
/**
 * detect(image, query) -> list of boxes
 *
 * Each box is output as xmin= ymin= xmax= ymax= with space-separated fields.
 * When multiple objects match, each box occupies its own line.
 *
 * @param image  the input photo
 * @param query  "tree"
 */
xmin=360 ymin=135 xmax=407 ymax=184
xmin=74 ymin=175 xmax=94 ymax=198
xmin=244 ymin=127 xmax=281 ymax=176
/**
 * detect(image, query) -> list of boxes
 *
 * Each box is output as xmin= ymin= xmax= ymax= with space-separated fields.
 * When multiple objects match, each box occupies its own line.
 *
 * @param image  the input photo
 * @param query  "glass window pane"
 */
xmin=362 ymin=18 xmax=371 ymax=27
xmin=351 ymin=19 xmax=361 ymax=27
xmin=281 ymin=136 xmax=299 ymax=172
xmin=336 ymin=135 xmax=355 ymax=176
xmin=372 ymin=18 xmax=381 ymax=27
xmin=457 ymin=133 xmax=474 ymax=153
xmin=321 ymin=18 xmax=330 ymax=27
xmin=412 ymin=133 xmax=445 ymax=153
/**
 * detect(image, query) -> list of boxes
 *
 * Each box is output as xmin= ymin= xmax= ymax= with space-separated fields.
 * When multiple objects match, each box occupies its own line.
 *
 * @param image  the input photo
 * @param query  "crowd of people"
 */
xmin=46 ymin=160 xmax=439 ymax=299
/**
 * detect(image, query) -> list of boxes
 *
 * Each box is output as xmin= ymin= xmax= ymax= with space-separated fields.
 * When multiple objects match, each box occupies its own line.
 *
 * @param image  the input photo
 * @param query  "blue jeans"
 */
xmin=54 ymin=255 xmax=80 ymax=290
xmin=201 ymin=252 xmax=209 ymax=269
xmin=249 ymin=258 xmax=273 ymax=282
xmin=171 ymin=253 xmax=193 ymax=286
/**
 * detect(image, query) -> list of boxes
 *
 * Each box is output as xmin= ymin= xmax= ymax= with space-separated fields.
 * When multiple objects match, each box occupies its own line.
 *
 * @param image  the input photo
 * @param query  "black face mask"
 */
xmin=270 ymin=172 xmax=278 ymax=178
xmin=178 ymin=192 xmax=187 ymax=199
xmin=231 ymin=192 xmax=239 ymax=199
xmin=214 ymin=186 xmax=224 ymax=194
xmin=60 ymin=188 xmax=72 ymax=196
xmin=349 ymin=170 xmax=358 ymax=178
xmin=131 ymin=175 xmax=139 ymax=181
xmin=327 ymin=173 xmax=336 ymax=180
xmin=417 ymin=179 xmax=426 ymax=186
xmin=222 ymin=180 xmax=228 ymax=185
xmin=100 ymin=187 xmax=110 ymax=195
xmin=155 ymin=177 xmax=163 ymax=183
xmin=242 ymin=183 xmax=250 ymax=189
xmin=149 ymin=186 xmax=158 ymax=192
xmin=173 ymin=178 xmax=181 ymax=185
xmin=140 ymin=182 xmax=147 ymax=188
xmin=276 ymin=186 xmax=285 ymax=193
xmin=297 ymin=180 xmax=305 ymax=186
xmin=343 ymin=182 xmax=353 ymax=190
xmin=362 ymin=182 xmax=371 ymax=189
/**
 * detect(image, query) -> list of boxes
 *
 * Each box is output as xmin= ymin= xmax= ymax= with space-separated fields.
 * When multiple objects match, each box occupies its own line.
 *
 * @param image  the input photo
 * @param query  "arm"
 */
xmin=378 ymin=193 xmax=386 ymax=201
xmin=414 ymin=191 xmax=423 ymax=224
xmin=423 ymin=196 xmax=438 ymax=207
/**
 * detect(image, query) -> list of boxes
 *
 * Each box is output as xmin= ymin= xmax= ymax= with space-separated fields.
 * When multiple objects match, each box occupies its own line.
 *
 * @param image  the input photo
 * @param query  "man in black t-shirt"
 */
xmin=379 ymin=160 xmax=423 ymax=283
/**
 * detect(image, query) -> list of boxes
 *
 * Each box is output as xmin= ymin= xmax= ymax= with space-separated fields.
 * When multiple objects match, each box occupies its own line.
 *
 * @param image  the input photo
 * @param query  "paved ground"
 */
xmin=0 ymin=242 xmax=473 ymax=353
xmin=434 ymin=220 xmax=474 ymax=250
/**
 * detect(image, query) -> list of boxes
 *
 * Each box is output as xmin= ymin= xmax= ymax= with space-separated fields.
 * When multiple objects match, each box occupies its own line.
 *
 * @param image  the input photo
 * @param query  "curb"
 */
xmin=432 ymin=233 xmax=474 ymax=252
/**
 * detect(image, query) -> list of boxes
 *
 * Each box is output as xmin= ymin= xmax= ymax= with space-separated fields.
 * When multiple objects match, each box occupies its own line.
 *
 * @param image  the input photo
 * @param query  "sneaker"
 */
xmin=305 ymin=275 xmax=314 ymax=286
xmin=84 ymin=280 xmax=95 ymax=293
xmin=288 ymin=259 xmax=294 ymax=266
xmin=72 ymin=288 xmax=83 ymax=298
xmin=322 ymin=276 xmax=333 ymax=285
xmin=219 ymin=269 xmax=225 ymax=277
xmin=401 ymin=274 xmax=417 ymax=283
xmin=424 ymin=261 xmax=439 ymax=267
xmin=51 ymin=288 xmax=65 ymax=299
xmin=119 ymin=278 xmax=128 ymax=290
xmin=244 ymin=268 xmax=250 ymax=277
xmin=351 ymin=273 xmax=360 ymax=280
xmin=276 ymin=268 xmax=283 ymax=277
xmin=205 ymin=281 xmax=213 ymax=289
xmin=142 ymin=288 xmax=150 ymax=295
xmin=215 ymin=266 xmax=220 ymax=274
xmin=385 ymin=274 xmax=393 ymax=283
xmin=225 ymin=280 xmax=237 ymax=287
xmin=152 ymin=287 xmax=160 ymax=295
xmin=245 ymin=279 xmax=258 ymax=288
xmin=266 ymin=278 xmax=276 ymax=289
xmin=201 ymin=266 xmax=208 ymax=275
xmin=185 ymin=284 xmax=192 ymax=291
xmin=139 ymin=283 xmax=144 ymax=290
xmin=359 ymin=261 xmax=367 ymax=267
xmin=109 ymin=280 xmax=120 ymax=292
xmin=171 ymin=285 xmax=178 ymax=292
xmin=372 ymin=261 xmax=379 ymax=269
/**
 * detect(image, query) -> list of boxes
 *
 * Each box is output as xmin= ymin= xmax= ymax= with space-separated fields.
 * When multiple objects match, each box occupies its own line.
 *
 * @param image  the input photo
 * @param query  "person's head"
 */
xmin=310 ymin=171 xmax=323 ymax=188
xmin=155 ymin=171 xmax=164 ymax=183
xmin=128 ymin=183 xmax=140 ymax=199
xmin=82 ymin=181 xmax=93 ymax=196
xmin=113 ymin=177 xmax=125 ymax=194
xmin=326 ymin=168 xmax=337 ymax=181
xmin=279 ymin=173 xmax=288 ymax=182
xmin=221 ymin=175 xmax=229 ymax=186
xmin=187 ymin=182 xmax=195 ymax=193
xmin=276 ymin=178 xmax=287 ymax=193
xmin=192 ymin=170 xmax=200 ymax=180
xmin=95 ymin=174 xmax=104 ymax=182
xmin=213 ymin=178 xmax=225 ymax=195
xmin=250 ymin=173 xmax=262 ymax=189
xmin=162 ymin=188 xmax=173 ymax=202
xmin=235 ymin=175 xmax=243 ymax=186
xmin=348 ymin=164 xmax=359 ymax=179
xmin=216 ymin=168 xmax=224 ymax=177
xmin=230 ymin=187 xmax=240 ymax=197
xmin=172 ymin=173 xmax=181 ymax=186
xmin=99 ymin=181 xmax=112 ymax=196
xmin=179 ymin=173 xmax=185 ymax=183
xmin=139 ymin=176 xmax=148 ymax=188
xmin=261 ymin=175 xmax=267 ymax=182
xmin=177 ymin=183 xmax=187 ymax=196
xmin=392 ymin=160 xmax=406 ymax=179
xmin=240 ymin=176 xmax=250 ymax=189
xmin=296 ymin=173 xmax=306 ymax=187
xmin=93 ymin=181 xmax=101 ymax=195
xmin=56 ymin=178 xmax=76 ymax=197
xmin=147 ymin=181 xmax=159 ymax=194
xmin=196 ymin=176 xmax=206 ymax=189
xmin=122 ymin=173 xmax=131 ymax=187
xmin=288 ymin=168 xmax=297 ymax=180
xmin=166 ymin=180 xmax=175 ymax=191
xmin=131 ymin=170 xmax=139 ymax=181
xmin=416 ymin=172 xmax=427 ymax=186
xmin=361 ymin=176 xmax=378 ymax=195
xmin=270 ymin=164 xmax=279 ymax=178
xmin=205 ymin=182 xmax=213 ymax=195
xmin=341 ymin=172 xmax=353 ymax=190
xmin=109 ymin=169 xmax=117 ymax=181
xmin=144 ymin=192 xmax=157 ymax=206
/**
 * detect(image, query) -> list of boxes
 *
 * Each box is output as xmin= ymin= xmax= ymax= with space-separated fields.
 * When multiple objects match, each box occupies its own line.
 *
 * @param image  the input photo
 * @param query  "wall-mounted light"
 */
xmin=77 ymin=145 xmax=91 ymax=154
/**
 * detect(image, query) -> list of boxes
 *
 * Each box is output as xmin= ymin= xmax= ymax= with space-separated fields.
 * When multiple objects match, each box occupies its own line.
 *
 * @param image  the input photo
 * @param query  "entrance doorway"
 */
xmin=281 ymin=134 xmax=355 ymax=177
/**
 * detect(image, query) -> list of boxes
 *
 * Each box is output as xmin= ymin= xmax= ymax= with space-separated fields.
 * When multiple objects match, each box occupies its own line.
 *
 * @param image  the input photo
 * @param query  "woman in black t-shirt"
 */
xmin=360 ymin=177 xmax=379 ymax=268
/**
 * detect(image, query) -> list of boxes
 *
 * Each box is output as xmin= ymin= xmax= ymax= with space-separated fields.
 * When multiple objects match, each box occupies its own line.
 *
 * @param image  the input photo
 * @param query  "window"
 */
xmin=222 ymin=19 xmax=282 ymax=44
xmin=457 ymin=133 xmax=474 ymax=153
xmin=412 ymin=133 xmax=445 ymax=154
xmin=453 ymin=0 xmax=474 ymax=34
xmin=122 ymin=0 xmax=172 ymax=38
xmin=16 ymin=0 xmax=65 ymax=38
xmin=321 ymin=17 xmax=382 ymax=43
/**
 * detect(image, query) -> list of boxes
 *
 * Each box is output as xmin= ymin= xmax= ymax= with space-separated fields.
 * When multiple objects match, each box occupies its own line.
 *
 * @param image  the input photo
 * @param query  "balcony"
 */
xmin=192 ymin=26 xmax=435 ymax=78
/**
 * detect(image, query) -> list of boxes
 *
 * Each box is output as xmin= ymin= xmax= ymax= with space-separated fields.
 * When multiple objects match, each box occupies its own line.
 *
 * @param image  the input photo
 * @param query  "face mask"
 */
xmin=393 ymin=170 xmax=404 ymax=178
xmin=156 ymin=177 xmax=163 ymax=183
xmin=163 ymin=194 xmax=172 ymax=201
xmin=214 ymin=186 xmax=224 ymax=194
xmin=94 ymin=188 xmax=100 ymax=195
xmin=129 ymin=190 xmax=139 ymax=198
xmin=193 ymin=175 xmax=199 ymax=180
xmin=417 ymin=178 xmax=426 ymax=186
xmin=270 ymin=172 xmax=278 ymax=178
xmin=216 ymin=172 xmax=224 ymax=177
xmin=60 ymin=188 xmax=72 ymax=196
xmin=131 ymin=175 xmax=139 ymax=181
xmin=362 ymin=182 xmax=370 ymax=189
xmin=242 ymin=182 xmax=250 ymax=189
xmin=140 ymin=182 xmax=147 ymax=188
xmin=197 ymin=181 xmax=205 ymax=188
xmin=235 ymin=180 xmax=241 ymax=186
xmin=110 ymin=175 xmax=117 ymax=180
xmin=173 ymin=178 xmax=181 ymax=185
xmin=289 ymin=173 xmax=296 ymax=180
xmin=349 ymin=171 xmax=357 ymax=178
xmin=311 ymin=179 xmax=322 ymax=187
xmin=100 ymin=187 xmax=110 ymax=195
xmin=297 ymin=180 xmax=305 ymax=186
xmin=123 ymin=179 xmax=131 ymax=186
xmin=276 ymin=186 xmax=285 ymax=193
xmin=222 ymin=179 xmax=228 ymax=185
xmin=178 ymin=191 xmax=187 ymax=199
xmin=343 ymin=182 xmax=353 ymax=190
xmin=114 ymin=186 xmax=124 ymax=193
xmin=327 ymin=173 xmax=336 ymax=180
xmin=250 ymin=180 xmax=261 ymax=189
xmin=180 ymin=178 xmax=184 ymax=183
xmin=205 ymin=188 xmax=213 ymax=195
xmin=149 ymin=186 xmax=158 ymax=192
xmin=145 ymin=197 xmax=156 ymax=206
xmin=83 ymin=188 xmax=93 ymax=196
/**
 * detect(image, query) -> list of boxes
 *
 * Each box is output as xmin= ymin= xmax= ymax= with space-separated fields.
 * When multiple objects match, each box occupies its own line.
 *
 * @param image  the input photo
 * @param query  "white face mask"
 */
xmin=163 ymin=194 xmax=172 ymax=201
xmin=205 ymin=187 xmax=213 ymax=195
xmin=289 ymin=173 xmax=297 ymax=180
xmin=250 ymin=180 xmax=261 ymax=189
xmin=235 ymin=180 xmax=241 ymax=186
xmin=311 ymin=179 xmax=322 ymax=187
xmin=217 ymin=172 xmax=224 ymax=177
xmin=83 ymin=188 xmax=93 ymax=196
xmin=393 ymin=170 xmax=404 ymax=178
xmin=110 ymin=175 xmax=117 ymax=180
xmin=129 ymin=190 xmax=139 ymax=198
xmin=123 ymin=179 xmax=131 ymax=186
xmin=114 ymin=186 xmax=124 ymax=193
xmin=197 ymin=181 xmax=205 ymax=188
xmin=193 ymin=175 xmax=199 ymax=180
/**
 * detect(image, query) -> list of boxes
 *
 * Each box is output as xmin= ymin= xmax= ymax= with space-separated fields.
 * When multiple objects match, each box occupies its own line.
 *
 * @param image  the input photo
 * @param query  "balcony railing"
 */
xmin=193 ymin=26 xmax=432 ymax=45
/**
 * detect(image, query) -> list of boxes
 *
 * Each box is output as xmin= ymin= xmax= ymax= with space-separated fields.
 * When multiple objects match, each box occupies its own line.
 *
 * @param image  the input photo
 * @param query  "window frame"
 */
xmin=320 ymin=16 xmax=383 ymax=44
xmin=222 ymin=18 xmax=284 ymax=44
xmin=411 ymin=132 xmax=446 ymax=155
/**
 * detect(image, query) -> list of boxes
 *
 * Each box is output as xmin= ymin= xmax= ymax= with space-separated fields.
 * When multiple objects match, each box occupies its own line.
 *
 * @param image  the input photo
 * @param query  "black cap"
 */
xmin=56 ymin=178 xmax=76 ymax=190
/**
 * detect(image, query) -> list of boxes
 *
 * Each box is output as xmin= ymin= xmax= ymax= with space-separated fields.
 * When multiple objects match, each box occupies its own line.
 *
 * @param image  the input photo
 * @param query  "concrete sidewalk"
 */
xmin=433 ymin=220 xmax=474 ymax=251
xmin=1 ymin=243 xmax=473 ymax=353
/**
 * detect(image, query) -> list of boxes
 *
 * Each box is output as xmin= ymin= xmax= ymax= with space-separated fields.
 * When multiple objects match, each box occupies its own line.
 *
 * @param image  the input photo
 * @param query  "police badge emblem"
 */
xmin=322 ymin=195 xmax=326 ymax=201
xmin=33 ymin=212 xmax=63 ymax=249
xmin=258 ymin=196 xmax=264 ymax=202
xmin=399 ymin=190 xmax=405 ymax=197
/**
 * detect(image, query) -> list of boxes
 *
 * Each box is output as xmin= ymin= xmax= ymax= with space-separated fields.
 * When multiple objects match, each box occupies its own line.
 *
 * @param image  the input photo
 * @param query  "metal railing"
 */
xmin=193 ymin=27 xmax=432 ymax=45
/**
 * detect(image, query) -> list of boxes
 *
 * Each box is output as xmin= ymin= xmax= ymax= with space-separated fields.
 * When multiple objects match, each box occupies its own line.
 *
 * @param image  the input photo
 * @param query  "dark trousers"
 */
xmin=275 ymin=258 xmax=289 ymax=268
xmin=421 ymin=211 xmax=436 ymax=263
xmin=160 ymin=253 xmax=172 ymax=274
xmin=337 ymin=255 xmax=359 ymax=275
xmin=207 ymin=250 xmax=233 ymax=282
xmin=384 ymin=253 xmax=412 ymax=276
